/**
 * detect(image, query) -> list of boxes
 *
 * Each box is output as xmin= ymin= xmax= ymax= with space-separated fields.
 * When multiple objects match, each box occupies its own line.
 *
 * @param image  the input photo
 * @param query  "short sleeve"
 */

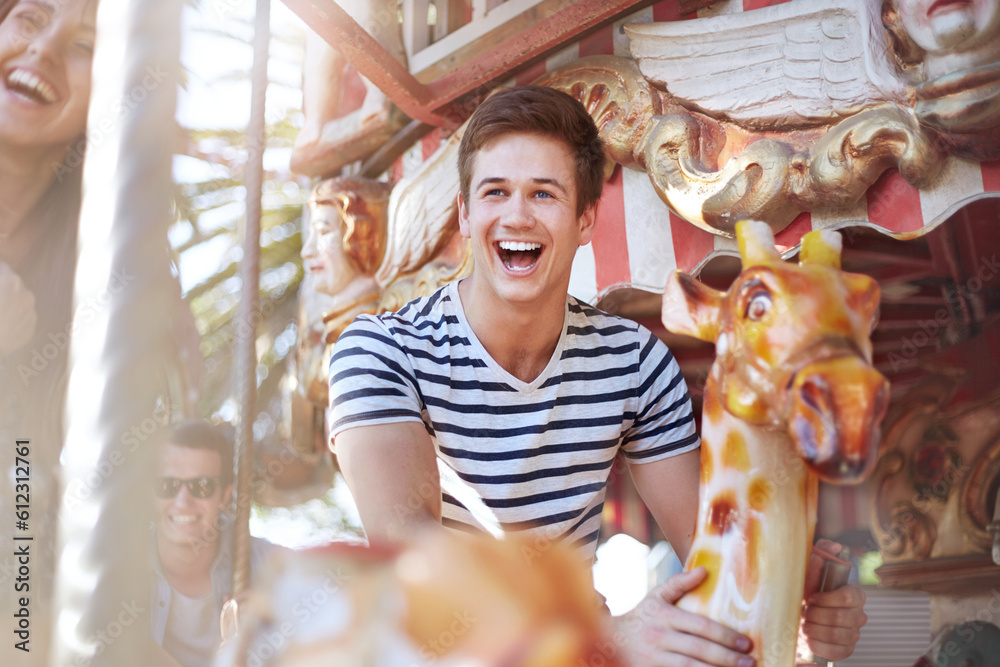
xmin=327 ymin=315 xmax=425 ymax=445
xmin=621 ymin=329 xmax=700 ymax=462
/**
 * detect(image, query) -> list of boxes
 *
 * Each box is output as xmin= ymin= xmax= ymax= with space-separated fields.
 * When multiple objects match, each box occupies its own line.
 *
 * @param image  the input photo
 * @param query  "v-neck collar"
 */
xmin=447 ymin=281 xmax=570 ymax=393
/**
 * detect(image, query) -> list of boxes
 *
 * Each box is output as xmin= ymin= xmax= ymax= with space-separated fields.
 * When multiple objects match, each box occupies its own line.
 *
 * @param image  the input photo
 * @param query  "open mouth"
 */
xmin=497 ymin=240 xmax=542 ymax=272
xmin=4 ymin=68 xmax=57 ymax=105
xmin=168 ymin=514 xmax=198 ymax=525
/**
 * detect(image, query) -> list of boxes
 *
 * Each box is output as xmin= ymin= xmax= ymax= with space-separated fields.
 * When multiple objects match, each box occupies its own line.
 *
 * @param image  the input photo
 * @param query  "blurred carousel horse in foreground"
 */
xmin=216 ymin=530 xmax=624 ymax=667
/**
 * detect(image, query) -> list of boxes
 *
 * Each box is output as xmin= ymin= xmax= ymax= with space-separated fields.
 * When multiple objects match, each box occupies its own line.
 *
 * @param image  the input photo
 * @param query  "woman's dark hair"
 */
xmin=4 ymin=159 xmax=83 ymax=445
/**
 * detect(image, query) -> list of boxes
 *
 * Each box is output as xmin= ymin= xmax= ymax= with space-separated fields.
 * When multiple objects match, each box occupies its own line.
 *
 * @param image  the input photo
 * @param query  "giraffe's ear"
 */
xmin=662 ymin=271 xmax=723 ymax=342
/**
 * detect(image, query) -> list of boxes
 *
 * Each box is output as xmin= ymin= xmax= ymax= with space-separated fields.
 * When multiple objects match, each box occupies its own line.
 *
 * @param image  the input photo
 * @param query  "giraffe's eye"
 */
xmin=745 ymin=292 xmax=772 ymax=321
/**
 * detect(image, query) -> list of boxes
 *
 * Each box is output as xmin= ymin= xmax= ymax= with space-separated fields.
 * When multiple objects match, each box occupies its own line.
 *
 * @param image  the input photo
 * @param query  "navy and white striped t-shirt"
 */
xmin=328 ymin=281 xmax=699 ymax=561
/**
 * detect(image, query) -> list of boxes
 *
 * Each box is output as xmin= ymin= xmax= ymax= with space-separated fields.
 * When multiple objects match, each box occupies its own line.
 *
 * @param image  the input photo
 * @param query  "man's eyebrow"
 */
xmin=475 ymin=176 xmax=508 ymax=190
xmin=530 ymin=177 xmax=567 ymax=193
xmin=474 ymin=176 xmax=568 ymax=192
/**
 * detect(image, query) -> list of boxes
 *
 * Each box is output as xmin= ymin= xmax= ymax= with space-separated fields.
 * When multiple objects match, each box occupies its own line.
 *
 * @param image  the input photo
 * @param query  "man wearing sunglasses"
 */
xmin=150 ymin=420 xmax=271 ymax=667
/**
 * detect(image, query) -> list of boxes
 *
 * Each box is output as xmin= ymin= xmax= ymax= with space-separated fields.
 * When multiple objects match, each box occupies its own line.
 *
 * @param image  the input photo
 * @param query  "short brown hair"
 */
xmin=160 ymin=420 xmax=235 ymax=486
xmin=458 ymin=86 xmax=605 ymax=217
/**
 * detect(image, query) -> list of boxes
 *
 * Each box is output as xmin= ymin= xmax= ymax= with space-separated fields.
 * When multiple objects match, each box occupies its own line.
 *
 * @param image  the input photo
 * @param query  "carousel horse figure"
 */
xmin=661 ymin=220 xmax=889 ymax=666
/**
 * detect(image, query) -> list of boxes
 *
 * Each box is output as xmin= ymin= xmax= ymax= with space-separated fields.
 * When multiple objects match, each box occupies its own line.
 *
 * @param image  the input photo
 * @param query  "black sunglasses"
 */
xmin=153 ymin=476 xmax=222 ymax=499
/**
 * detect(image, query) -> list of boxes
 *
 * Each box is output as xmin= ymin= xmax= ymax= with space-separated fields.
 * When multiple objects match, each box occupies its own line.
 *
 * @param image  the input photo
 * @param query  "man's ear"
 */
xmin=662 ymin=271 xmax=722 ymax=343
xmin=221 ymin=483 xmax=234 ymax=507
xmin=458 ymin=193 xmax=471 ymax=239
xmin=578 ymin=202 xmax=598 ymax=246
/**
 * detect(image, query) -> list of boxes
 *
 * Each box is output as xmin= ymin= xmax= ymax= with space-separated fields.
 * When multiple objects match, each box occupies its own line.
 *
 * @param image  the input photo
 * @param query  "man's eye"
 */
xmin=75 ymin=40 xmax=95 ymax=55
xmin=485 ymin=189 xmax=504 ymax=197
xmin=535 ymin=191 xmax=553 ymax=199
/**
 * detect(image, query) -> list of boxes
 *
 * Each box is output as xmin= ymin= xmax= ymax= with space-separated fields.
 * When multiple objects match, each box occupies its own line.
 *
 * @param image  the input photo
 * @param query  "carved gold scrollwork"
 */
xmin=535 ymin=55 xmax=658 ymax=174
xmin=534 ymin=55 xmax=952 ymax=238
xmin=643 ymin=116 xmax=795 ymax=236
xmin=793 ymin=106 xmax=943 ymax=210
xmin=960 ymin=434 xmax=1000 ymax=552
xmin=870 ymin=382 xmax=952 ymax=562
xmin=873 ymin=451 xmax=937 ymax=560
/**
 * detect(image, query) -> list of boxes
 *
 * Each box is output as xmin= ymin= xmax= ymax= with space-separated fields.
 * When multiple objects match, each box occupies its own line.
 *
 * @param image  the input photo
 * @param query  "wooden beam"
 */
xmin=424 ymin=0 xmax=657 ymax=115
xmin=281 ymin=0 xmax=448 ymax=125
xmin=282 ymin=0 xmax=657 ymax=128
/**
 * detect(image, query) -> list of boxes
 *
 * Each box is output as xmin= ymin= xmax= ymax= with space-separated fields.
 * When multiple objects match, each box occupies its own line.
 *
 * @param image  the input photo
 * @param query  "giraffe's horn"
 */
xmin=736 ymin=219 xmax=780 ymax=266
xmin=799 ymin=230 xmax=843 ymax=269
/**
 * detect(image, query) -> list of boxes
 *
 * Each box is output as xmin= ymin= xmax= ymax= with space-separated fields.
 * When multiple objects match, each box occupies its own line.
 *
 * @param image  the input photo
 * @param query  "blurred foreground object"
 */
xmin=216 ymin=530 xmax=623 ymax=667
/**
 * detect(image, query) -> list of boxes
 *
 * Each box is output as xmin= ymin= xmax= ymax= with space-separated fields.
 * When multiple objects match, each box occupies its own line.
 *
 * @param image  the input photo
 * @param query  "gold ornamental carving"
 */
xmin=871 ymin=352 xmax=1000 ymax=579
xmin=296 ymin=135 xmax=472 ymax=409
xmin=536 ymin=0 xmax=1000 ymax=237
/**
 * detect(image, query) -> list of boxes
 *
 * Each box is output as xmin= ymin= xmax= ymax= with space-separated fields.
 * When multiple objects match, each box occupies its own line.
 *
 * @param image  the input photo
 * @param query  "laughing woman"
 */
xmin=0 ymin=0 xmax=96 ymax=660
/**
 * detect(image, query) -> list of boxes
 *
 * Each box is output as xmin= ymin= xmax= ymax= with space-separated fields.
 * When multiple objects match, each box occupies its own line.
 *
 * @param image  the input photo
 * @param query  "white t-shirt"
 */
xmin=163 ymin=588 xmax=220 ymax=667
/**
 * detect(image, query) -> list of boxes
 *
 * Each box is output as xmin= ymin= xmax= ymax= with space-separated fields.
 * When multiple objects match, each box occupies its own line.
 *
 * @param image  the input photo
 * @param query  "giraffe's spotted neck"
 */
xmin=678 ymin=372 xmax=819 ymax=666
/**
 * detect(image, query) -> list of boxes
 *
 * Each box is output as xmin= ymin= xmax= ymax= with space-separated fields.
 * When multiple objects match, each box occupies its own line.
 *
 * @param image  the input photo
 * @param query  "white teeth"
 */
xmin=498 ymin=241 xmax=541 ymax=252
xmin=170 ymin=515 xmax=197 ymax=524
xmin=5 ymin=68 xmax=56 ymax=104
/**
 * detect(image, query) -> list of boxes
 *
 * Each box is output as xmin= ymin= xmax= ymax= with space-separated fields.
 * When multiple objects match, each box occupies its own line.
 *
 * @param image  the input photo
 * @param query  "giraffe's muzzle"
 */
xmin=787 ymin=355 xmax=889 ymax=482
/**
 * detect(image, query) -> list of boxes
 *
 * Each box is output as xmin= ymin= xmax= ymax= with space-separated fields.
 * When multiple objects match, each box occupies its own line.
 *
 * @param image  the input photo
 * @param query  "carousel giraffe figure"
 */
xmin=662 ymin=220 xmax=889 ymax=666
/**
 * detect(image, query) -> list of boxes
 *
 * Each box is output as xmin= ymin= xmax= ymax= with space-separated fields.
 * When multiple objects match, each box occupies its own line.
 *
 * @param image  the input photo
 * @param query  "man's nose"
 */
xmin=173 ymin=485 xmax=196 ymax=505
xmin=501 ymin=194 xmax=534 ymax=226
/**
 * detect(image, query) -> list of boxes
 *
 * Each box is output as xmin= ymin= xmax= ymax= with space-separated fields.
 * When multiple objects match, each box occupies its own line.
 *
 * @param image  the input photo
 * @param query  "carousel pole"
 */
xmin=231 ymin=0 xmax=272 ymax=602
xmin=52 ymin=0 xmax=181 ymax=664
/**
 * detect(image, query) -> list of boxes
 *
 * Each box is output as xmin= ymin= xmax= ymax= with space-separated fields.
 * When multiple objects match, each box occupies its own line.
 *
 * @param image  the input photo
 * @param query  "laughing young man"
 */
xmin=150 ymin=420 xmax=271 ymax=666
xmin=328 ymin=86 xmax=866 ymax=666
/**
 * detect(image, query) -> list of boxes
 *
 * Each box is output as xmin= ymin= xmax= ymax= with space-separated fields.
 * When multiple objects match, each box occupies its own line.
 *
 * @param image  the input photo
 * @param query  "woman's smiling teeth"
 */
xmin=497 ymin=241 xmax=542 ymax=270
xmin=5 ymin=68 xmax=57 ymax=104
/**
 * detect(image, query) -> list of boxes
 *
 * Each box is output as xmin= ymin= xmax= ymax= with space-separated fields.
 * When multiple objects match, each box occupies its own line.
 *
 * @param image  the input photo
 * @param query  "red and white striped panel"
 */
xmin=395 ymin=0 xmax=1000 ymax=306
